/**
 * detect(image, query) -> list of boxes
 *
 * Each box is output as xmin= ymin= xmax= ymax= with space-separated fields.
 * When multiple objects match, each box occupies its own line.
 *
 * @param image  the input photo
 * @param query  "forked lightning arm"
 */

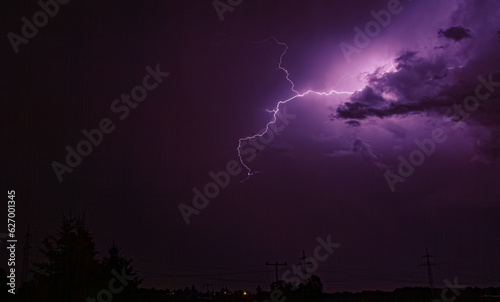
xmin=236 ymin=37 xmax=356 ymax=180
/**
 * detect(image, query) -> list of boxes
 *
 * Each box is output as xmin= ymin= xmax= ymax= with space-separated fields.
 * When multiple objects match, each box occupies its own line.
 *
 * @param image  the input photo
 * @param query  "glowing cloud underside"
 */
xmin=237 ymin=37 xmax=397 ymax=180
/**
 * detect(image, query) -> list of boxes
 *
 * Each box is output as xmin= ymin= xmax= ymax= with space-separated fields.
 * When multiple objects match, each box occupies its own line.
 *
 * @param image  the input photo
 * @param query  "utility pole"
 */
xmin=420 ymin=248 xmax=437 ymax=288
xmin=298 ymin=250 xmax=308 ymax=302
xmin=266 ymin=261 xmax=287 ymax=282
xmin=298 ymin=250 xmax=309 ymax=282
xmin=202 ymin=283 xmax=212 ymax=293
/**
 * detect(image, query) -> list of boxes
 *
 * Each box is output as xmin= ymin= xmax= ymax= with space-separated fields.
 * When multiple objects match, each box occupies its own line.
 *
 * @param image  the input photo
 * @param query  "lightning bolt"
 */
xmin=236 ymin=38 xmax=400 ymax=181
xmin=237 ymin=37 xmax=357 ymax=181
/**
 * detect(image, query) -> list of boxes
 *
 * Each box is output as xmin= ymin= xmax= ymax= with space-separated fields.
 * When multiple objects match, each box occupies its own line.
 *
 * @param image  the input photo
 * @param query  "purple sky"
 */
xmin=2 ymin=0 xmax=500 ymax=293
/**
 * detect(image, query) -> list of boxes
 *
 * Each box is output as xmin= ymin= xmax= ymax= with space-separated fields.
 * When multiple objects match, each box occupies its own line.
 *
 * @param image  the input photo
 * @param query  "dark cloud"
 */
xmin=352 ymin=139 xmax=385 ymax=168
xmin=330 ymin=36 xmax=500 ymax=123
xmin=394 ymin=51 xmax=419 ymax=67
xmin=381 ymin=121 xmax=407 ymax=140
xmin=326 ymin=139 xmax=387 ymax=170
xmin=332 ymin=71 xmax=500 ymax=122
xmin=349 ymin=86 xmax=386 ymax=105
xmin=345 ymin=120 xmax=361 ymax=127
xmin=471 ymin=137 xmax=500 ymax=164
xmin=331 ymin=66 xmax=500 ymax=166
xmin=438 ymin=26 xmax=472 ymax=41
xmin=329 ymin=22 xmax=500 ymax=167
xmin=333 ymin=99 xmax=425 ymax=120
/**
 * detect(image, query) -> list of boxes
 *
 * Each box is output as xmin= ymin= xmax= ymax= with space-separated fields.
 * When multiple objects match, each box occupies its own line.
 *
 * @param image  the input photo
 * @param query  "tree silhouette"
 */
xmin=271 ymin=275 xmax=324 ymax=302
xmin=29 ymin=215 xmax=106 ymax=302
xmin=102 ymin=241 xmax=141 ymax=301
xmin=302 ymin=275 xmax=323 ymax=301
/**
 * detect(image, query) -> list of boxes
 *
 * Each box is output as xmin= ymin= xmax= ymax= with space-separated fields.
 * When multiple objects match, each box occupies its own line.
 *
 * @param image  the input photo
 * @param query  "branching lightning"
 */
xmin=237 ymin=37 xmax=356 ymax=181
xmin=237 ymin=37 xmax=398 ymax=181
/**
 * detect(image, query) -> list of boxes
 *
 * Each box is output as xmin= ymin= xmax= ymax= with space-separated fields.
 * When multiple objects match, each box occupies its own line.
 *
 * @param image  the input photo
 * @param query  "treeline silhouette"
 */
xmin=2 ymin=215 xmax=140 ymax=302
xmin=1 ymin=216 xmax=499 ymax=302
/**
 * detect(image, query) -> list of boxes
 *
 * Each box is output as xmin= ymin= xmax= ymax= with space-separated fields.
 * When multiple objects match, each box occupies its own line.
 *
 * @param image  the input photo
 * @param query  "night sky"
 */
xmin=2 ymin=0 xmax=500 ymax=293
